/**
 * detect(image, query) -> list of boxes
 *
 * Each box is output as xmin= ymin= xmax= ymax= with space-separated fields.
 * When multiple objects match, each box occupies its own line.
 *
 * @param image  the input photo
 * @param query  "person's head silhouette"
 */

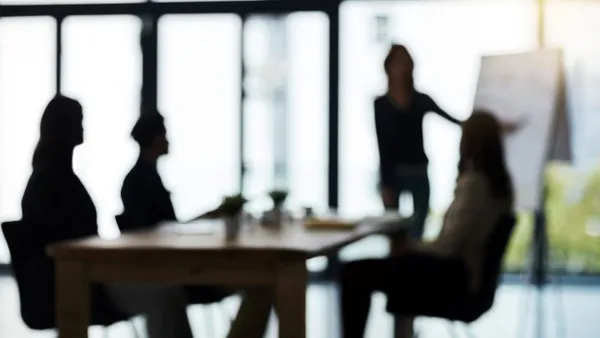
xmin=131 ymin=110 xmax=169 ymax=160
xmin=32 ymin=94 xmax=84 ymax=167
xmin=384 ymin=43 xmax=414 ymax=91
xmin=459 ymin=111 xmax=513 ymax=201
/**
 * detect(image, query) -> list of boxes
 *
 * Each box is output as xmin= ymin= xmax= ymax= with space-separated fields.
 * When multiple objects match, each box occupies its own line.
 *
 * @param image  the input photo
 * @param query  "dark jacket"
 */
xmin=374 ymin=92 xmax=461 ymax=187
xmin=20 ymin=160 xmax=125 ymax=329
xmin=118 ymin=158 xmax=177 ymax=231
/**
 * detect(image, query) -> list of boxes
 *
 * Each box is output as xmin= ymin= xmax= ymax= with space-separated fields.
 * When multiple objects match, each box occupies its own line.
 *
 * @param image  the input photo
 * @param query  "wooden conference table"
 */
xmin=48 ymin=217 xmax=410 ymax=338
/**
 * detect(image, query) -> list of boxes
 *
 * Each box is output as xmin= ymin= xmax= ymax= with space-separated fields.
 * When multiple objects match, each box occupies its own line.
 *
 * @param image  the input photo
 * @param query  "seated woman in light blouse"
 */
xmin=339 ymin=111 xmax=515 ymax=338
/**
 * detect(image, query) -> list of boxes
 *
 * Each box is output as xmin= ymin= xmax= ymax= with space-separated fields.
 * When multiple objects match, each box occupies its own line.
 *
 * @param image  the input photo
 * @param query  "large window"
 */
xmin=338 ymin=0 xmax=538 ymax=262
xmin=62 ymin=16 xmax=142 ymax=239
xmin=242 ymin=12 xmax=328 ymax=212
xmin=242 ymin=15 xmax=277 ymax=211
xmin=542 ymin=0 xmax=600 ymax=274
xmin=241 ymin=12 xmax=329 ymax=272
xmin=287 ymin=12 xmax=329 ymax=212
xmin=0 ymin=17 xmax=56 ymax=263
xmin=158 ymin=14 xmax=241 ymax=221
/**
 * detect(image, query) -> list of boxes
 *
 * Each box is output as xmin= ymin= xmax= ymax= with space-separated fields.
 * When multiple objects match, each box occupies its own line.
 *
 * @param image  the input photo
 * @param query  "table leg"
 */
xmin=56 ymin=260 xmax=90 ymax=338
xmin=275 ymin=260 xmax=307 ymax=338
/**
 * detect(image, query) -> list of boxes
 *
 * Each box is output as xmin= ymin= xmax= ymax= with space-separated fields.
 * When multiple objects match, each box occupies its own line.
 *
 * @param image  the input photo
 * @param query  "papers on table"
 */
xmin=303 ymin=212 xmax=411 ymax=231
xmin=303 ymin=217 xmax=358 ymax=230
xmin=159 ymin=220 xmax=219 ymax=235
xmin=156 ymin=212 xmax=412 ymax=234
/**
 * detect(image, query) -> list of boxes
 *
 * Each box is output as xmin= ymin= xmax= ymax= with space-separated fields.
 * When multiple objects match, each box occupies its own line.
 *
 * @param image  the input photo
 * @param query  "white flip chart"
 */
xmin=473 ymin=49 xmax=566 ymax=210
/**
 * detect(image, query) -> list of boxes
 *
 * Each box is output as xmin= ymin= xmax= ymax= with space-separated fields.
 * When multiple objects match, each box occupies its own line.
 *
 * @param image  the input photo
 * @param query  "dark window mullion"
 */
xmin=56 ymin=15 xmax=63 ymax=94
xmin=327 ymin=6 xmax=339 ymax=210
xmin=140 ymin=14 xmax=158 ymax=114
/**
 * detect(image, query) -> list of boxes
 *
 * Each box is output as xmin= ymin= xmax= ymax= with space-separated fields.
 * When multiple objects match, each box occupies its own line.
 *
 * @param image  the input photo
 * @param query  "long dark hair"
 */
xmin=384 ymin=44 xmax=415 ymax=91
xmin=458 ymin=111 xmax=513 ymax=203
xmin=32 ymin=95 xmax=83 ymax=167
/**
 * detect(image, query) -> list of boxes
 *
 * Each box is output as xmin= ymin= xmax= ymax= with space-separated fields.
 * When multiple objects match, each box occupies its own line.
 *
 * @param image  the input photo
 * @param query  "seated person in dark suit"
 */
xmin=21 ymin=95 xmax=193 ymax=338
xmin=116 ymin=111 xmax=277 ymax=338
xmin=339 ymin=112 xmax=515 ymax=338
xmin=119 ymin=110 xmax=218 ymax=232
xmin=116 ymin=110 xmax=231 ymax=305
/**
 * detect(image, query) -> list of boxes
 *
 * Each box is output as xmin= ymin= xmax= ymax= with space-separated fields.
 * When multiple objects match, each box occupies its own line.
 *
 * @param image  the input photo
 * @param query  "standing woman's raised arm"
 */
xmin=424 ymin=94 xmax=462 ymax=125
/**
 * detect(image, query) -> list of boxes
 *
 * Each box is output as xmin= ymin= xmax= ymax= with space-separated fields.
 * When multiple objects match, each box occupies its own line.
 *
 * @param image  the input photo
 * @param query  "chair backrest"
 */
xmin=1 ymin=220 xmax=55 ymax=330
xmin=470 ymin=213 xmax=517 ymax=316
xmin=3 ymin=220 xmax=129 ymax=330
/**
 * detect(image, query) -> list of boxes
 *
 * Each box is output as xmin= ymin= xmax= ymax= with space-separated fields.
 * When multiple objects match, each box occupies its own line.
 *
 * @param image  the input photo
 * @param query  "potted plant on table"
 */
xmin=220 ymin=194 xmax=247 ymax=241
xmin=267 ymin=189 xmax=288 ymax=227
xmin=270 ymin=190 xmax=288 ymax=209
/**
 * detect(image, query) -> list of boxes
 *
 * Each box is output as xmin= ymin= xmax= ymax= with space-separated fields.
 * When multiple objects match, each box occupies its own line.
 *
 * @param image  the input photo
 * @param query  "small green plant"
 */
xmin=219 ymin=194 xmax=247 ymax=216
xmin=269 ymin=190 xmax=288 ymax=207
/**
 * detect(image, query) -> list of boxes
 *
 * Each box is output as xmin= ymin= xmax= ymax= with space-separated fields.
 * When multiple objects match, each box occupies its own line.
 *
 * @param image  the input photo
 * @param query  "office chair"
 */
xmin=389 ymin=213 xmax=516 ymax=337
xmin=2 ymin=220 xmax=140 ymax=338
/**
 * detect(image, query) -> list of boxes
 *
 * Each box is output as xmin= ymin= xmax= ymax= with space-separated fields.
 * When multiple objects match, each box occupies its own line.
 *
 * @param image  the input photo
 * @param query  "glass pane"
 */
xmin=242 ymin=13 xmax=328 ymax=273
xmin=287 ymin=12 xmax=329 ymax=212
xmin=159 ymin=14 xmax=241 ymax=220
xmin=339 ymin=0 xmax=537 ymax=263
xmin=242 ymin=15 xmax=275 ymax=211
xmin=544 ymin=0 xmax=600 ymax=274
xmin=0 ymin=17 xmax=56 ymax=263
xmin=62 ymin=16 xmax=141 ymax=239
xmin=243 ymin=13 xmax=328 ymax=213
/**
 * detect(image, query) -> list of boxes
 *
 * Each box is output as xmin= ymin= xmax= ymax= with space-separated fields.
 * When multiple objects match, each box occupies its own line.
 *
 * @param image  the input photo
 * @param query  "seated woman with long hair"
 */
xmin=339 ymin=111 xmax=514 ymax=338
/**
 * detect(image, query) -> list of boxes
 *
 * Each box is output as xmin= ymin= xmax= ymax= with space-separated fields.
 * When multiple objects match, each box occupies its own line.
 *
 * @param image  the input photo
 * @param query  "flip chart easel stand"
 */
xmin=517 ymin=186 xmax=566 ymax=338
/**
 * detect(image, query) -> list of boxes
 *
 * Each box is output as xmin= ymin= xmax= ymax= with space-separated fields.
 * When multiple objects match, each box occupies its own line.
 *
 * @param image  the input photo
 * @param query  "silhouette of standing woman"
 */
xmin=375 ymin=44 xmax=461 ymax=239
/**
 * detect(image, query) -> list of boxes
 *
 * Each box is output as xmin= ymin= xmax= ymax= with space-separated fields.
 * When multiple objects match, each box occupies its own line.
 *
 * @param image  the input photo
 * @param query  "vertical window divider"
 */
xmin=56 ymin=15 xmax=64 ymax=94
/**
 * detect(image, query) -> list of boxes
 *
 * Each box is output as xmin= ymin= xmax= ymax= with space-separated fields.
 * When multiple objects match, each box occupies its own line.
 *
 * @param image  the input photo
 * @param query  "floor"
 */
xmin=1 ymin=277 xmax=599 ymax=338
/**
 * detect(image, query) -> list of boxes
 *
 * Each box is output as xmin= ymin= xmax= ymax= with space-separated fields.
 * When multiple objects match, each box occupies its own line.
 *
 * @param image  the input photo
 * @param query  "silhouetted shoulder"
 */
xmin=414 ymin=92 xmax=437 ymax=109
xmin=121 ymin=163 xmax=150 ymax=198
xmin=374 ymin=95 xmax=388 ymax=104
xmin=374 ymin=95 xmax=388 ymax=110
